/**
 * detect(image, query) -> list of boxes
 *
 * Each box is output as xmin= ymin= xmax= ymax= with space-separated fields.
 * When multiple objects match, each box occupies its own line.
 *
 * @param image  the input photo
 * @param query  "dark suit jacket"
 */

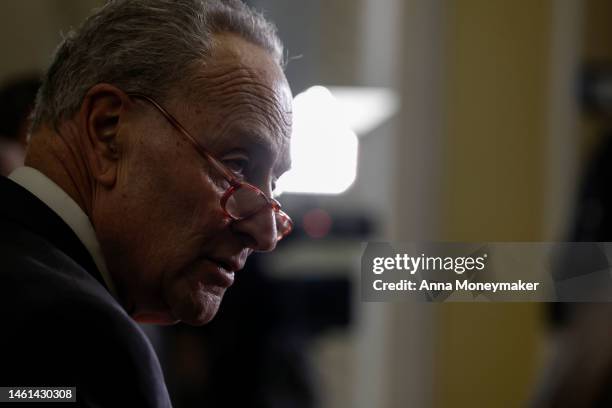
xmin=0 ymin=175 xmax=172 ymax=407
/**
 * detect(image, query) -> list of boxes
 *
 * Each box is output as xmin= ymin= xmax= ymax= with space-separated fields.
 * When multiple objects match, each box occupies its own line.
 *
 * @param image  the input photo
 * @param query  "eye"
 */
xmin=222 ymin=156 xmax=250 ymax=178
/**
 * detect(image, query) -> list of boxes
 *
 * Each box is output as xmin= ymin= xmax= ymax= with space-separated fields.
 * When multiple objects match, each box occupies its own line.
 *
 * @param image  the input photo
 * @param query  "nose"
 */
xmin=232 ymin=205 xmax=278 ymax=252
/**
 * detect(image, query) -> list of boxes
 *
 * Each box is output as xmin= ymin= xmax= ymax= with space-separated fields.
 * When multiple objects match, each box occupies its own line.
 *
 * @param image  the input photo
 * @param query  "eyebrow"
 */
xmin=229 ymin=128 xmax=291 ymax=176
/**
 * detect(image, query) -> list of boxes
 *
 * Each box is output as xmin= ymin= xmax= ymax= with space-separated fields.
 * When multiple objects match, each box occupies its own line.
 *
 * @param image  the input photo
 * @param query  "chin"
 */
xmin=165 ymin=281 xmax=226 ymax=326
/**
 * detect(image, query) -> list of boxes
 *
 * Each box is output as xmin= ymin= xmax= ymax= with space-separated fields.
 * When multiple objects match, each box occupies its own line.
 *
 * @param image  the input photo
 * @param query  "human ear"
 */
xmin=80 ymin=83 xmax=130 ymax=188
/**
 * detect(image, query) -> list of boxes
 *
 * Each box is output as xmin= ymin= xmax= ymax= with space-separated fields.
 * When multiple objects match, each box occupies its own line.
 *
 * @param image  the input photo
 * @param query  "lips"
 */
xmin=211 ymin=263 xmax=235 ymax=288
xmin=203 ymin=257 xmax=244 ymax=288
xmin=211 ymin=257 xmax=245 ymax=273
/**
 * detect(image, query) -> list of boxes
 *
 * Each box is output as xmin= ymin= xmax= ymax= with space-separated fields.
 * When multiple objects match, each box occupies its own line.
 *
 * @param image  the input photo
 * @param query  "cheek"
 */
xmin=140 ymin=149 xmax=217 ymax=228
xmin=108 ymin=154 xmax=218 ymax=270
xmin=156 ymin=171 xmax=229 ymax=266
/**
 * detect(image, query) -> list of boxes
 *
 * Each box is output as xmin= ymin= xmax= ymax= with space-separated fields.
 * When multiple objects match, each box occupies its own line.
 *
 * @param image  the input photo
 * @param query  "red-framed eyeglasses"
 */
xmin=128 ymin=93 xmax=293 ymax=241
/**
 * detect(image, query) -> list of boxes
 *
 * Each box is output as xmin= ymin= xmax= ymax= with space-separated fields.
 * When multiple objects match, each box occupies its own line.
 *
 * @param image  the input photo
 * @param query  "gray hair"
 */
xmin=31 ymin=0 xmax=283 ymax=131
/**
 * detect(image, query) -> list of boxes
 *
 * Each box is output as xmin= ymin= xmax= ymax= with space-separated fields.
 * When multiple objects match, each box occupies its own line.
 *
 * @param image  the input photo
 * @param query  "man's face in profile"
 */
xmin=94 ymin=33 xmax=292 ymax=326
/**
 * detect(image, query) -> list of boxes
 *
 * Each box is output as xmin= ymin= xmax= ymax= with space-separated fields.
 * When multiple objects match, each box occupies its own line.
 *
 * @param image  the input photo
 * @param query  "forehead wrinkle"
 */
xmin=218 ymin=100 xmax=288 ymax=142
xmin=194 ymin=66 xmax=263 ymax=87
xmin=212 ymin=105 xmax=283 ymax=153
xmin=208 ymin=86 xmax=291 ymax=139
xmin=193 ymin=64 xmax=292 ymax=135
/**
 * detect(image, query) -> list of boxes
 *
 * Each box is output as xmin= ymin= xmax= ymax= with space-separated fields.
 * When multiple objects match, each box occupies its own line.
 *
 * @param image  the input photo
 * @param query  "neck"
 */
xmin=25 ymin=122 xmax=95 ymax=216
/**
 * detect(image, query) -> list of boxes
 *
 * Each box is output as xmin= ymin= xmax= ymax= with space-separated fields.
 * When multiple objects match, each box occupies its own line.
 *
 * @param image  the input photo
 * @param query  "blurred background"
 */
xmin=3 ymin=0 xmax=612 ymax=407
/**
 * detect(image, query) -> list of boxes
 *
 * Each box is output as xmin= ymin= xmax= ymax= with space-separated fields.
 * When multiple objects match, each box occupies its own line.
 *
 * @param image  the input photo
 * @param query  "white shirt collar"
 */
xmin=9 ymin=166 xmax=118 ymax=298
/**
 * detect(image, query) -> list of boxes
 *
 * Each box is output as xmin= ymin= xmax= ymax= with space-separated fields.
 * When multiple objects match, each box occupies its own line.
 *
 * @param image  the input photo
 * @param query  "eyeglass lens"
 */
xmin=224 ymin=185 xmax=291 ymax=238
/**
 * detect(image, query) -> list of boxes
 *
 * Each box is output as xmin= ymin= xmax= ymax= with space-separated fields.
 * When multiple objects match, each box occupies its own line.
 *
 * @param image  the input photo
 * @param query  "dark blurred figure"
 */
xmin=0 ymin=75 xmax=40 ymax=175
xmin=549 ymin=64 xmax=612 ymax=325
xmin=533 ymin=64 xmax=612 ymax=407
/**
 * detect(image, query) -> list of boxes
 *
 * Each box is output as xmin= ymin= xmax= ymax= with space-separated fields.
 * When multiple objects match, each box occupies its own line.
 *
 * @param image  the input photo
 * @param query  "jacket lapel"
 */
xmin=0 ymin=175 xmax=107 ymax=289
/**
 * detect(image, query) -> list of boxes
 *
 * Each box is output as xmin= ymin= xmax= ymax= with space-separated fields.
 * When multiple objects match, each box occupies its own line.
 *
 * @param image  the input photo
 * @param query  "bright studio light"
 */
xmin=327 ymin=86 xmax=400 ymax=136
xmin=276 ymin=86 xmax=357 ymax=195
xmin=276 ymin=85 xmax=398 ymax=196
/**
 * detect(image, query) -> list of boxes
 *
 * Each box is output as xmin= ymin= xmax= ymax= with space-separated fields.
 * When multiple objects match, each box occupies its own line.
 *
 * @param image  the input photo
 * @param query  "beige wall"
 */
xmin=435 ymin=1 xmax=552 ymax=406
xmin=0 ymin=0 xmax=101 ymax=82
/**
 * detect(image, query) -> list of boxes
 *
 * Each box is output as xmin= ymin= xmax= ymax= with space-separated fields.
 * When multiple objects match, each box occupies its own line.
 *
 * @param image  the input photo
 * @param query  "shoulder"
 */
xmin=0 ymin=217 xmax=116 ymax=322
xmin=0 ymin=220 xmax=171 ymax=407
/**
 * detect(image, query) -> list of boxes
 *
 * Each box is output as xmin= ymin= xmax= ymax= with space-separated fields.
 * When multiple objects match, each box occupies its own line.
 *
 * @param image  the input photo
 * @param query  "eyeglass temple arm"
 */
xmin=127 ymin=93 xmax=240 ymax=184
